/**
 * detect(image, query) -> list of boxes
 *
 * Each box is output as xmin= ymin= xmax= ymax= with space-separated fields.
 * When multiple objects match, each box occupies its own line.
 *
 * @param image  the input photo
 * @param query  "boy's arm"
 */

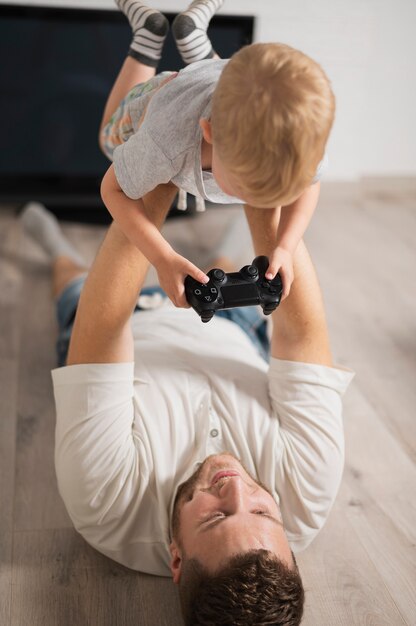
xmin=243 ymin=198 xmax=332 ymax=366
xmin=275 ymin=181 xmax=321 ymax=260
xmin=67 ymin=182 xmax=177 ymax=366
xmin=100 ymin=165 xmax=209 ymax=307
xmin=252 ymin=182 xmax=321 ymax=298
xmin=101 ymin=164 xmax=174 ymax=267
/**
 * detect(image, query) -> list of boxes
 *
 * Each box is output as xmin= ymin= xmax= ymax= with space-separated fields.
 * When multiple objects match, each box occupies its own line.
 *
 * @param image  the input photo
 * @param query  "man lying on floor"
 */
xmin=22 ymin=191 xmax=353 ymax=626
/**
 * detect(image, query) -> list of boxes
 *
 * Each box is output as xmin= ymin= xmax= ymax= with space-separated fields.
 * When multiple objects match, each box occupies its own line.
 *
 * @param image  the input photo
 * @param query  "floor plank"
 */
xmin=13 ymin=235 xmax=70 ymax=531
xmin=298 ymin=512 xmax=407 ymax=626
xmin=306 ymin=188 xmax=416 ymax=462
xmin=0 ymin=211 xmax=21 ymax=626
xmin=343 ymin=385 xmax=416 ymax=543
xmin=11 ymin=529 xmax=180 ymax=626
xmin=344 ymin=487 xmax=416 ymax=625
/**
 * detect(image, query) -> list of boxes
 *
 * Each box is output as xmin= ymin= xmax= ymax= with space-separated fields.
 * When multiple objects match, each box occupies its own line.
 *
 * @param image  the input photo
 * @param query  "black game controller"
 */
xmin=185 ymin=255 xmax=283 ymax=323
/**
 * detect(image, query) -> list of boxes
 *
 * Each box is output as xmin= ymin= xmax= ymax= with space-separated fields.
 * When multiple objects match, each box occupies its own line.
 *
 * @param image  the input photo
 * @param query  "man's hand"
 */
xmin=266 ymin=245 xmax=294 ymax=300
xmin=155 ymin=249 xmax=209 ymax=308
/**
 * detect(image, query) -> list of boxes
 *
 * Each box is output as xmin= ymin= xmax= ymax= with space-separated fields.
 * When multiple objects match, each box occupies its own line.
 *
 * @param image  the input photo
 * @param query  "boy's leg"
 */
xmin=99 ymin=1 xmax=169 ymax=132
xmin=173 ymin=0 xmax=224 ymax=65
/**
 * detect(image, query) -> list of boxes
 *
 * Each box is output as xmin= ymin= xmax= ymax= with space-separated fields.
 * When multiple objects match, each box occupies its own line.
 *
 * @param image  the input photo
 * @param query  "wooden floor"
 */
xmin=1 ymin=180 xmax=415 ymax=625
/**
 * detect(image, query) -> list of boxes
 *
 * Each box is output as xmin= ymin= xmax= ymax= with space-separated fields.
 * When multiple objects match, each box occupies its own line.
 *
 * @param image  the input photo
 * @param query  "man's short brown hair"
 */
xmin=178 ymin=549 xmax=304 ymax=625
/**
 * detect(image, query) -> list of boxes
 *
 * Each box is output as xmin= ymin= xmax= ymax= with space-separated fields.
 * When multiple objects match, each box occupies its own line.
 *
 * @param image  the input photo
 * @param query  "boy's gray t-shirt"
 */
xmin=112 ymin=59 xmax=327 ymax=203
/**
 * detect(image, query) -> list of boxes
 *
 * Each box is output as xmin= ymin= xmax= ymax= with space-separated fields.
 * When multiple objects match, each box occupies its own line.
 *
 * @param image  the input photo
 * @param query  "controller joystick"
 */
xmin=185 ymin=256 xmax=283 ymax=323
xmin=241 ymin=264 xmax=259 ymax=279
xmin=212 ymin=269 xmax=226 ymax=282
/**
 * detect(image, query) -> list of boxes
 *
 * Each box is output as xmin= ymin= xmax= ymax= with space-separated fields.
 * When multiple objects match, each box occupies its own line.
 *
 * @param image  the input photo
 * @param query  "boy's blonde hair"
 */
xmin=211 ymin=43 xmax=336 ymax=206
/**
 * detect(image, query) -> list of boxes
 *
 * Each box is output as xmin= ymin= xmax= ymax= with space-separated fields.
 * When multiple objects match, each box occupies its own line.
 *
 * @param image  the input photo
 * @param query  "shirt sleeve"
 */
xmin=52 ymin=362 xmax=141 ymax=538
xmin=311 ymin=152 xmax=329 ymax=184
xmin=268 ymin=358 xmax=354 ymax=551
xmin=112 ymin=127 xmax=179 ymax=200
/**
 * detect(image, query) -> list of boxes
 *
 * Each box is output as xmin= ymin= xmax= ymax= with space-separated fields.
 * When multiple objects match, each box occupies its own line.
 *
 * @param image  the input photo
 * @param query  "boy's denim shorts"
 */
xmin=56 ymin=276 xmax=270 ymax=367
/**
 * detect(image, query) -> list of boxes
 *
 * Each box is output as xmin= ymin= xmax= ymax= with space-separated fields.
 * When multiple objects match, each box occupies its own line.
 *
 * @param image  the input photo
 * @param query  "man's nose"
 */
xmin=218 ymin=477 xmax=251 ymax=510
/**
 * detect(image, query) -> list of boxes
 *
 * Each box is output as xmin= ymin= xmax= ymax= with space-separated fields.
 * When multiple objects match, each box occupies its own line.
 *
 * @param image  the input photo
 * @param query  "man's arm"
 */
xmin=67 ymin=182 xmax=178 ymax=366
xmin=244 ymin=190 xmax=332 ymax=366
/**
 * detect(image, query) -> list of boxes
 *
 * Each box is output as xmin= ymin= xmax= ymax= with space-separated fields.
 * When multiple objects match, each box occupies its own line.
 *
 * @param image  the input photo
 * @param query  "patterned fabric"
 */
xmin=101 ymin=72 xmax=175 ymax=161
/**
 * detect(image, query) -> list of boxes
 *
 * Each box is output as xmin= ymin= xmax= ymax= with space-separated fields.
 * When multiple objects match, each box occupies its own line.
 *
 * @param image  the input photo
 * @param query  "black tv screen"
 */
xmin=0 ymin=3 xmax=254 ymax=216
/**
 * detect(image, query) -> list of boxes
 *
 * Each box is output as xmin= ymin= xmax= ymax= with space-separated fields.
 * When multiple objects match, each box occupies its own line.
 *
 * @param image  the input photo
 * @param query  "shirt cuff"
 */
xmin=268 ymin=357 xmax=355 ymax=395
xmin=51 ymin=361 xmax=135 ymax=386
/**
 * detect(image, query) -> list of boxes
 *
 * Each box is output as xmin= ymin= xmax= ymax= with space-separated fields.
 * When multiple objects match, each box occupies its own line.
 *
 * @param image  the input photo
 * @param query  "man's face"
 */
xmin=170 ymin=453 xmax=293 ymax=582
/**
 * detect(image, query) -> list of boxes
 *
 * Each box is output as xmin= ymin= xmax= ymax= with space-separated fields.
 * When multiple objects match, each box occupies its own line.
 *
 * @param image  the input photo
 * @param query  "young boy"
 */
xmin=100 ymin=0 xmax=335 ymax=307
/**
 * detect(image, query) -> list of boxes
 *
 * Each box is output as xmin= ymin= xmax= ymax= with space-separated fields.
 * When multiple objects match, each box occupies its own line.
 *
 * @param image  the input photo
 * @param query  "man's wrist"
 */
xmin=243 ymin=204 xmax=281 ymax=261
xmin=275 ymin=239 xmax=297 ymax=258
xmin=151 ymin=240 xmax=175 ymax=267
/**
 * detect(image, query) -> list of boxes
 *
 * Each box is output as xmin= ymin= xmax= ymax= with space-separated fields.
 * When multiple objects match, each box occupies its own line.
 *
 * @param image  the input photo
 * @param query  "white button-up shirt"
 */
xmin=52 ymin=303 xmax=353 ymax=576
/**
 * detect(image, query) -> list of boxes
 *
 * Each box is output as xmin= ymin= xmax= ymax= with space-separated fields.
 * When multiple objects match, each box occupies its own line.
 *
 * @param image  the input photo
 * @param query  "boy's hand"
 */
xmin=266 ymin=246 xmax=294 ymax=300
xmin=156 ymin=249 xmax=210 ymax=308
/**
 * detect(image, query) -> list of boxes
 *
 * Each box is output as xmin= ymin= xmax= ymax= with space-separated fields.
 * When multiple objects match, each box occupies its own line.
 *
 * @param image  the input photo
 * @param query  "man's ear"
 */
xmin=169 ymin=540 xmax=182 ymax=584
xmin=199 ymin=118 xmax=213 ymax=144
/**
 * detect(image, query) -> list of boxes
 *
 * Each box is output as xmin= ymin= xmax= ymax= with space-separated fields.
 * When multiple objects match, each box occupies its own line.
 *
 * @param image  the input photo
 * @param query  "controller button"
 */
xmin=210 ymin=287 xmax=218 ymax=294
xmin=204 ymin=296 xmax=213 ymax=302
xmin=194 ymin=289 xmax=202 ymax=295
xmin=212 ymin=269 xmax=225 ymax=282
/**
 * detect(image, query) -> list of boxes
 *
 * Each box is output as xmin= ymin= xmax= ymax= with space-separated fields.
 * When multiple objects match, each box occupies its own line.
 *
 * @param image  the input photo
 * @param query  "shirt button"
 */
xmin=210 ymin=428 xmax=219 ymax=438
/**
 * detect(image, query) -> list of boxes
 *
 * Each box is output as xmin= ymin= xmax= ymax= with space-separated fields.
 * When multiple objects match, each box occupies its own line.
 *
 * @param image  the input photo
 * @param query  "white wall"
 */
xmin=4 ymin=0 xmax=416 ymax=180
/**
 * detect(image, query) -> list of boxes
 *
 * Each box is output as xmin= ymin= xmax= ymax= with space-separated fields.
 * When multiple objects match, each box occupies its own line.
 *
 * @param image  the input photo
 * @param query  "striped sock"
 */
xmin=116 ymin=0 xmax=169 ymax=68
xmin=172 ymin=0 xmax=224 ymax=65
